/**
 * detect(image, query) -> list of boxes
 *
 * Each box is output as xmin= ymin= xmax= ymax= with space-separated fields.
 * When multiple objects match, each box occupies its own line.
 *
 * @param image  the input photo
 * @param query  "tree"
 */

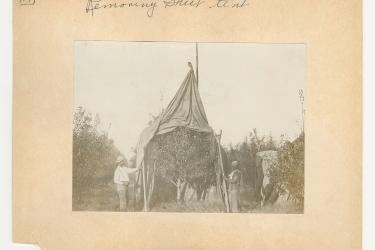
xmin=269 ymin=132 xmax=304 ymax=204
xmin=147 ymin=127 xmax=217 ymax=203
xmin=224 ymin=129 xmax=277 ymax=187
xmin=73 ymin=107 xmax=121 ymax=205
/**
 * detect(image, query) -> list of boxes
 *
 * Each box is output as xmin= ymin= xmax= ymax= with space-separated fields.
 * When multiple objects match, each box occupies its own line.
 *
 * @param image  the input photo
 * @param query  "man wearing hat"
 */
xmin=226 ymin=161 xmax=242 ymax=212
xmin=114 ymin=155 xmax=140 ymax=211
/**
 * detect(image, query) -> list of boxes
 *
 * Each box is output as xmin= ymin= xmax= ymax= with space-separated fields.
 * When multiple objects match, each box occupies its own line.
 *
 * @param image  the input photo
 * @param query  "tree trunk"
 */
xmin=177 ymin=178 xmax=182 ymax=203
xmin=196 ymin=187 xmax=203 ymax=201
xmin=147 ymin=163 xmax=156 ymax=207
xmin=181 ymin=182 xmax=188 ymax=201
xmin=201 ymin=188 xmax=207 ymax=200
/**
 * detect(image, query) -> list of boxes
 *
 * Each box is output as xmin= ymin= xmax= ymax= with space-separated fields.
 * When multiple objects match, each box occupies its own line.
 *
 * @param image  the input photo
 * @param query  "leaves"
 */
xmin=73 ymin=107 xmax=120 ymax=203
xmin=223 ymin=128 xmax=304 ymax=205
xmin=269 ymin=133 xmax=304 ymax=204
xmin=147 ymin=127 xmax=217 ymax=190
xmin=225 ymin=128 xmax=277 ymax=186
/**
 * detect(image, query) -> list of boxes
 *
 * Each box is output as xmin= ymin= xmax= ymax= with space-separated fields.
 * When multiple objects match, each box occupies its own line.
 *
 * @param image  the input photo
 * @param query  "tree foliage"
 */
xmin=224 ymin=128 xmax=304 ymax=204
xmin=147 ymin=127 xmax=217 ymax=201
xmin=73 ymin=107 xmax=120 ymax=204
xmin=226 ymin=129 xmax=277 ymax=186
xmin=270 ymin=132 xmax=304 ymax=204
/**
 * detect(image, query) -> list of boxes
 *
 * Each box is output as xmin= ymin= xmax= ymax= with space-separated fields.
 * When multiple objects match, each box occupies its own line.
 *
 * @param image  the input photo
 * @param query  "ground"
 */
xmin=73 ymin=183 xmax=303 ymax=213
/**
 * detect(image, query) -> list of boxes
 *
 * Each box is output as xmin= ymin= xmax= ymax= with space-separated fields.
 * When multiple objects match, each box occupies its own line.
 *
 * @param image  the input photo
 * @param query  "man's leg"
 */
xmin=230 ymin=188 xmax=239 ymax=212
xmin=232 ymin=193 xmax=238 ymax=212
xmin=124 ymin=184 xmax=129 ymax=211
xmin=117 ymin=184 xmax=126 ymax=211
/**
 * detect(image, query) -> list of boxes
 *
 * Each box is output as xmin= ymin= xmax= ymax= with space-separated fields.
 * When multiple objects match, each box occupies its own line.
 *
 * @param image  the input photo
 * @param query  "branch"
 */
xmin=169 ymin=179 xmax=177 ymax=186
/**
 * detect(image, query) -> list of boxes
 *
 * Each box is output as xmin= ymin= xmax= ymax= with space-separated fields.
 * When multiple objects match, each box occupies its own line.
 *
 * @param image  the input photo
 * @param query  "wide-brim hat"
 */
xmin=231 ymin=161 xmax=239 ymax=167
xmin=116 ymin=155 xmax=125 ymax=163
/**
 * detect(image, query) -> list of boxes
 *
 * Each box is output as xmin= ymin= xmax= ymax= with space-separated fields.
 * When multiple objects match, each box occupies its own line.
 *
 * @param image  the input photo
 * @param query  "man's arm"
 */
xmin=226 ymin=171 xmax=240 ymax=183
xmin=226 ymin=176 xmax=235 ymax=183
xmin=114 ymin=168 xmax=120 ymax=183
xmin=124 ymin=167 xmax=139 ymax=174
xmin=231 ymin=171 xmax=240 ymax=183
xmin=225 ymin=172 xmax=233 ymax=183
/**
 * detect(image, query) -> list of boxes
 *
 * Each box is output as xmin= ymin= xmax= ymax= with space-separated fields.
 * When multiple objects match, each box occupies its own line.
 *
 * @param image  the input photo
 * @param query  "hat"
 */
xmin=116 ymin=155 xmax=125 ymax=163
xmin=231 ymin=161 xmax=239 ymax=167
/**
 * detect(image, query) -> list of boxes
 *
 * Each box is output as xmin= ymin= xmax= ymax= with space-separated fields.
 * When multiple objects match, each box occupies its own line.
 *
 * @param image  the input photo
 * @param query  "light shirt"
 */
xmin=114 ymin=166 xmax=138 ymax=184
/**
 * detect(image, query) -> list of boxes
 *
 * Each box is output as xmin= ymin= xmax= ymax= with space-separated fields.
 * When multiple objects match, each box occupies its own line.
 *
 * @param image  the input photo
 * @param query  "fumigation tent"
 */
xmin=135 ymin=63 xmax=230 ymax=211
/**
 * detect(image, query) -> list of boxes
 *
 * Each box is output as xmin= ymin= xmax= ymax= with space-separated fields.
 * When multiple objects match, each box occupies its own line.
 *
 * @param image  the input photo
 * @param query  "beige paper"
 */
xmin=13 ymin=0 xmax=362 ymax=249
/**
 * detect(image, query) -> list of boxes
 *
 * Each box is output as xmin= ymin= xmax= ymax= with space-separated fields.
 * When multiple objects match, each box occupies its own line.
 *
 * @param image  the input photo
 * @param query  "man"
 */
xmin=226 ymin=161 xmax=241 ymax=212
xmin=114 ymin=156 xmax=140 ymax=211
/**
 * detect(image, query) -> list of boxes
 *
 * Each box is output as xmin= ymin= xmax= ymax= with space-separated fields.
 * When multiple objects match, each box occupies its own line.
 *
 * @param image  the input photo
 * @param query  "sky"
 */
xmin=75 ymin=42 xmax=305 ymax=159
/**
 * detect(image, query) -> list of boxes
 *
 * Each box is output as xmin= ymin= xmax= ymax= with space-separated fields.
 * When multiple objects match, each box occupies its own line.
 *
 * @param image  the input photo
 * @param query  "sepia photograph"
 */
xmin=73 ymin=41 xmax=305 ymax=213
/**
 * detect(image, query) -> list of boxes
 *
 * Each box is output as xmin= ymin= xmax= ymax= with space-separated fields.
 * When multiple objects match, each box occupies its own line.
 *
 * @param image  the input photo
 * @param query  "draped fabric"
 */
xmin=136 ymin=66 xmax=213 ymax=168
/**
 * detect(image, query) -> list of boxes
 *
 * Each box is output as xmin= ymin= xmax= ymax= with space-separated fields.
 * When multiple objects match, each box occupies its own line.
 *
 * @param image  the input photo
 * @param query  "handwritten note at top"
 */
xmin=86 ymin=0 xmax=249 ymax=17
xmin=19 ymin=0 xmax=35 ymax=6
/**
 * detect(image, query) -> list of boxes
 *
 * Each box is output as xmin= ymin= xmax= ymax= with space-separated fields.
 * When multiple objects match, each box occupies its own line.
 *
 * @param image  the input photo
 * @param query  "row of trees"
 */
xmin=73 ymin=107 xmax=304 ymax=208
xmin=142 ymin=126 xmax=305 ymax=206
xmin=73 ymin=107 xmax=121 ymax=206
xmin=225 ymin=129 xmax=304 ymax=204
xmin=225 ymin=129 xmax=278 ymax=187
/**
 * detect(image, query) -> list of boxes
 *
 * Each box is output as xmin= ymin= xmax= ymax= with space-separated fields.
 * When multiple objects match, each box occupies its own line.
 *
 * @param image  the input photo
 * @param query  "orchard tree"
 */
xmin=225 ymin=129 xmax=277 ymax=187
xmin=269 ymin=132 xmax=304 ymax=204
xmin=147 ymin=127 xmax=217 ymax=203
xmin=73 ymin=107 xmax=121 ymax=205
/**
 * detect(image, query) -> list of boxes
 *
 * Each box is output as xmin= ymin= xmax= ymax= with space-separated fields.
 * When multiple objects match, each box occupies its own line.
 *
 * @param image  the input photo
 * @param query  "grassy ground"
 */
xmin=73 ymin=183 xmax=120 ymax=211
xmin=73 ymin=183 xmax=303 ymax=214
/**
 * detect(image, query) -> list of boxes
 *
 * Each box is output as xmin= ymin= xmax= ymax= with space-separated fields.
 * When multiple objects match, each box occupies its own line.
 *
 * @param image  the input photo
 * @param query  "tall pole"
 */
xmin=299 ymin=89 xmax=305 ymax=133
xmin=216 ymin=130 xmax=230 ymax=213
xmin=195 ymin=42 xmax=199 ymax=87
xmin=142 ymin=161 xmax=148 ymax=211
